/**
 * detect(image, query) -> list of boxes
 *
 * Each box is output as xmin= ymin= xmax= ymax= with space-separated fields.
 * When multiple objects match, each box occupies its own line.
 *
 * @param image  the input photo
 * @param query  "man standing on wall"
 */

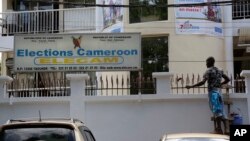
xmin=186 ymin=56 xmax=230 ymax=134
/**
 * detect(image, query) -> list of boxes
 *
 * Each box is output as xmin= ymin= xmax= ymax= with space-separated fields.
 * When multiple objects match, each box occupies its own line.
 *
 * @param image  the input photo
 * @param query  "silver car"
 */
xmin=0 ymin=118 xmax=96 ymax=141
xmin=160 ymin=133 xmax=229 ymax=141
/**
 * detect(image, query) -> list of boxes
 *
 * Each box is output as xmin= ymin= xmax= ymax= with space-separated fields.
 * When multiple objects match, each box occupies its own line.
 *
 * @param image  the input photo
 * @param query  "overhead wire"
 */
xmin=22 ymin=0 xmax=250 ymax=8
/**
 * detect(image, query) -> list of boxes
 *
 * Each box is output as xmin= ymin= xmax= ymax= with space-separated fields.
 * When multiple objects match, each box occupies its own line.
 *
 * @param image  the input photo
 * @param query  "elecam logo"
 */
xmin=179 ymin=20 xmax=199 ymax=32
xmin=72 ymin=36 xmax=82 ymax=49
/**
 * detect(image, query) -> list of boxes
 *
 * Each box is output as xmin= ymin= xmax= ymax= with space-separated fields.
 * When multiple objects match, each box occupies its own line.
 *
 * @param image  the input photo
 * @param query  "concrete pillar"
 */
xmin=223 ymin=1 xmax=234 ymax=74
xmin=240 ymin=70 xmax=250 ymax=123
xmin=152 ymin=72 xmax=174 ymax=95
xmin=66 ymin=74 xmax=89 ymax=122
xmin=123 ymin=0 xmax=129 ymax=25
xmin=0 ymin=75 xmax=13 ymax=98
xmin=95 ymin=0 xmax=103 ymax=32
xmin=240 ymin=70 xmax=250 ymax=94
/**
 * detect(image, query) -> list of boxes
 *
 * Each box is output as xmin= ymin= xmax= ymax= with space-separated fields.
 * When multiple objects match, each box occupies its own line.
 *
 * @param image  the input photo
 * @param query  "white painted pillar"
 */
xmin=240 ymin=70 xmax=250 ymax=94
xmin=0 ymin=75 xmax=13 ymax=98
xmin=95 ymin=0 xmax=103 ymax=32
xmin=66 ymin=74 xmax=89 ymax=122
xmin=152 ymin=72 xmax=173 ymax=95
xmin=123 ymin=0 xmax=129 ymax=25
xmin=240 ymin=70 xmax=250 ymax=123
xmin=223 ymin=1 xmax=234 ymax=74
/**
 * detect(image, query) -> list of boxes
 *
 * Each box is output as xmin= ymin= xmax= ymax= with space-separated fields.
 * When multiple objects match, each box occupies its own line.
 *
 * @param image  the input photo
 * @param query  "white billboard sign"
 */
xmin=14 ymin=33 xmax=141 ymax=72
xmin=174 ymin=0 xmax=223 ymax=36
xmin=175 ymin=0 xmax=207 ymax=19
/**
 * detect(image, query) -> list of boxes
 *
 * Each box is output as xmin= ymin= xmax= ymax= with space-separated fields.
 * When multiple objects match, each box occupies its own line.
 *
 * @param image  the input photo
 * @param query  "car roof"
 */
xmin=2 ymin=118 xmax=85 ymax=127
xmin=164 ymin=133 xmax=229 ymax=140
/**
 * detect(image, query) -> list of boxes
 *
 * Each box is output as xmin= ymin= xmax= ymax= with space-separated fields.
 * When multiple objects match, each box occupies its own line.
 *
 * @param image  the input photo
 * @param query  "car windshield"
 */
xmin=1 ymin=127 xmax=75 ymax=141
xmin=166 ymin=138 xmax=228 ymax=141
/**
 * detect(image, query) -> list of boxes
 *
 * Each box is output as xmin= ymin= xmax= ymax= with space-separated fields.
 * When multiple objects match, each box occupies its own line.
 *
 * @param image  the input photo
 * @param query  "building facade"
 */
xmin=0 ymin=0 xmax=250 ymax=80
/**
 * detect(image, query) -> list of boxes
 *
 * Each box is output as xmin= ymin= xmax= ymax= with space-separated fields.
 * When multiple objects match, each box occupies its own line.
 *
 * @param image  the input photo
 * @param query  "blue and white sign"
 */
xmin=14 ymin=33 xmax=141 ymax=72
xmin=176 ymin=19 xmax=223 ymax=36
xmin=175 ymin=0 xmax=223 ymax=36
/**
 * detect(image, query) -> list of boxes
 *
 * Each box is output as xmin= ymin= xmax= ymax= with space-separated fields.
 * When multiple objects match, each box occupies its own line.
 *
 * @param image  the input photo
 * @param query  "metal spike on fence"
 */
xmin=197 ymin=74 xmax=200 ymax=82
xmin=122 ymin=75 xmax=124 ymax=87
xmin=192 ymin=73 xmax=194 ymax=84
xmin=230 ymin=74 xmax=233 ymax=93
xmin=181 ymin=74 xmax=184 ymax=93
xmin=191 ymin=74 xmax=195 ymax=93
xmin=197 ymin=74 xmax=200 ymax=93
xmin=186 ymin=74 xmax=190 ymax=85
xmin=175 ymin=75 xmax=178 ymax=85
xmin=110 ymin=75 xmax=114 ymax=95
xmin=99 ymin=75 xmax=103 ymax=95
xmin=116 ymin=75 xmax=119 ymax=96
xmin=106 ymin=75 xmax=108 ymax=88
xmin=111 ymin=75 xmax=113 ymax=88
xmin=186 ymin=74 xmax=190 ymax=94
xmin=170 ymin=76 xmax=173 ymax=89
xmin=116 ymin=75 xmax=119 ymax=86
xmin=121 ymin=75 xmax=124 ymax=95
xmin=181 ymin=74 xmax=184 ymax=84
xmin=90 ymin=77 xmax=93 ymax=96
xmin=242 ymin=78 xmax=246 ymax=93
xmin=100 ymin=75 xmax=103 ymax=87
xmin=175 ymin=74 xmax=179 ymax=94
xmin=127 ymin=75 xmax=130 ymax=87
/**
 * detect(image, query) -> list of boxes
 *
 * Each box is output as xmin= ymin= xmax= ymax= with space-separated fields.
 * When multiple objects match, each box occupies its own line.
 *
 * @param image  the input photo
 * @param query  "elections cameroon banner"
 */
xmin=14 ymin=33 xmax=141 ymax=72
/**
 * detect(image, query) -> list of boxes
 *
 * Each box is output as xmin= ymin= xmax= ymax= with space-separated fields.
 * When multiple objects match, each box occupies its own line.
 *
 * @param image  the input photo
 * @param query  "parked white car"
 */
xmin=160 ymin=133 xmax=229 ymax=141
xmin=0 ymin=118 xmax=96 ymax=141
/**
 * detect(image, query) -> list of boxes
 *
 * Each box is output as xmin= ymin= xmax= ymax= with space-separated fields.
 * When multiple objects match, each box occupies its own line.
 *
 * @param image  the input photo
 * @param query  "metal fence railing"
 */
xmin=7 ymin=78 xmax=70 ymax=98
xmin=7 ymin=72 xmax=156 ymax=98
xmin=85 ymin=75 xmax=156 ymax=96
xmin=6 ymin=73 xmax=246 ymax=98
xmin=171 ymin=73 xmax=245 ymax=94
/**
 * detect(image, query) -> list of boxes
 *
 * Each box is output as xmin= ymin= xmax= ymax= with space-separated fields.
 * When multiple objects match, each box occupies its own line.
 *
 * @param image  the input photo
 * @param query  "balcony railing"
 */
xmin=0 ymin=7 xmax=96 ymax=35
xmin=1 ymin=4 xmax=250 ymax=35
xmin=233 ymin=1 xmax=250 ymax=19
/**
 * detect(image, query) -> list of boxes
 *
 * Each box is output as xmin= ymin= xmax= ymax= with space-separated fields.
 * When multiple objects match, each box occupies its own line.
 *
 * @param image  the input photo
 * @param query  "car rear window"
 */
xmin=78 ymin=126 xmax=95 ymax=141
xmin=1 ymin=126 xmax=75 ymax=141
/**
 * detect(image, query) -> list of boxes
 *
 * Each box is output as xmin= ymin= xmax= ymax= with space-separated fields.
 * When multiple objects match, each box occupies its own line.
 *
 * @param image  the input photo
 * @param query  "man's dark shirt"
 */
xmin=203 ymin=66 xmax=223 ymax=91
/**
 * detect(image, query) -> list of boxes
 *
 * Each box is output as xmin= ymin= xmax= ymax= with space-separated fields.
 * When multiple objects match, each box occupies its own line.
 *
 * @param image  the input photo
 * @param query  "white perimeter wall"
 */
xmin=0 ymin=95 xmax=248 ymax=141
xmin=0 ymin=100 xmax=70 ymax=123
xmin=0 ymin=73 xmax=250 ymax=141
xmin=86 ymin=97 xmax=248 ymax=141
